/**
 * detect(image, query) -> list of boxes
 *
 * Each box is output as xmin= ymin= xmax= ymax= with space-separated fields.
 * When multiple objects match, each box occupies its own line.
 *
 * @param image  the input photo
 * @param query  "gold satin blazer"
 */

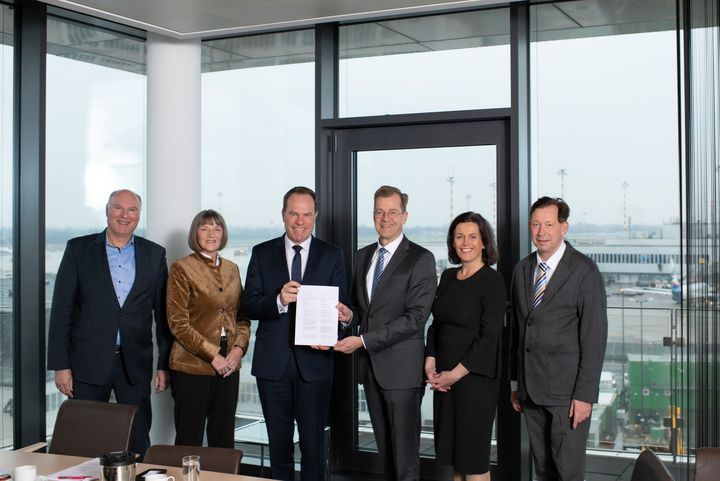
xmin=167 ymin=253 xmax=251 ymax=376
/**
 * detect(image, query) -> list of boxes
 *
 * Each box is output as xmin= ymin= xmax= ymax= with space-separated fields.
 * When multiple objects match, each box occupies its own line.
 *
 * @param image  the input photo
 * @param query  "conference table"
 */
xmin=0 ymin=451 xmax=274 ymax=481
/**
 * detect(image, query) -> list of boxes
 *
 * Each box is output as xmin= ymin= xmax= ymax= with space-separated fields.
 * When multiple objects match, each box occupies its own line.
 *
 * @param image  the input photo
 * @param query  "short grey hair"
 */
xmin=106 ymin=189 xmax=143 ymax=212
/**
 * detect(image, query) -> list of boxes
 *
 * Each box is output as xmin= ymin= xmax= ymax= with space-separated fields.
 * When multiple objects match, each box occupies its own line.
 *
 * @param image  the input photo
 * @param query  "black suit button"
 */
xmin=219 ymin=287 xmax=224 ymax=292
xmin=525 ymin=348 xmax=530 ymax=352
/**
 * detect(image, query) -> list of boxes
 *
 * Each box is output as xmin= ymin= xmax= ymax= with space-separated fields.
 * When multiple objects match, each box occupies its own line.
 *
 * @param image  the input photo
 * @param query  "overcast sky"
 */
xmin=2 ymin=28 xmax=680 ymax=230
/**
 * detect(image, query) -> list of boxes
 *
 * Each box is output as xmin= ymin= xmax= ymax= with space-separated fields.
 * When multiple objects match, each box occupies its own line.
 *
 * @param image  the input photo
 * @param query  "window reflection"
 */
xmin=44 ymin=16 xmax=147 ymax=438
xmin=530 ymin=1 xmax=681 ymax=453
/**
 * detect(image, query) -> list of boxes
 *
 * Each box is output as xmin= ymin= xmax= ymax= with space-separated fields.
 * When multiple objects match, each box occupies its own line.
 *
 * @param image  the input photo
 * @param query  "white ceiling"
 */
xmin=36 ymin=0 xmax=678 ymax=75
xmin=41 ymin=0 xmax=505 ymax=39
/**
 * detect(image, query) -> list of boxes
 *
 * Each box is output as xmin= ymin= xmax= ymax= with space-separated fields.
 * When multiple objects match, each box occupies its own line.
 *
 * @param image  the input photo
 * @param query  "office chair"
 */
xmin=20 ymin=399 xmax=138 ymax=458
xmin=630 ymin=448 xmax=675 ymax=481
xmin=695 ymin=448 xmax=720 ymax=481
xmin=144 ymin=445 xmax=243 ymax=474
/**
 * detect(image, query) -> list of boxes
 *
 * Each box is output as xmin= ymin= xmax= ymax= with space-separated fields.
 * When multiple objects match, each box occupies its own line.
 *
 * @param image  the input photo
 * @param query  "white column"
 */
xmin=145 ymin=33 xmax=202 ymax=446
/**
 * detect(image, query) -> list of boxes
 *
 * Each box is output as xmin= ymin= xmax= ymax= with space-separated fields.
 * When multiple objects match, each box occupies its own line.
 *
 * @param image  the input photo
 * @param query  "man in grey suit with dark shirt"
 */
xmin=336 ymin=185 xmax=436 ymax=481
xmin=509 ymin=197 xmax=608 ymax=481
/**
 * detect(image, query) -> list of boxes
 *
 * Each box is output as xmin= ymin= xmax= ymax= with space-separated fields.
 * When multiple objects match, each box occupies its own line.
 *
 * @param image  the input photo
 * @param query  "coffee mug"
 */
xmin=14 ymin=465 xmax=37 ymax=481
xmin=144 ymin=474 xmax=174 ymax=481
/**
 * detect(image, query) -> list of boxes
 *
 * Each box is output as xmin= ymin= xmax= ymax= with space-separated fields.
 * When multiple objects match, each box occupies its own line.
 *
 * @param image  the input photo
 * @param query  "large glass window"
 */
xmin=339 ymin=8 xmax=510 ymax=117
xmin=45 ymin=15 xmax=147 ymax=436
xmin=201 ymin=29 xmax=315 ymax=463
xmin=530 ymin=0 xmax=681 ymax=454
xmin=0 ymin=3 xmax=13 ymax=449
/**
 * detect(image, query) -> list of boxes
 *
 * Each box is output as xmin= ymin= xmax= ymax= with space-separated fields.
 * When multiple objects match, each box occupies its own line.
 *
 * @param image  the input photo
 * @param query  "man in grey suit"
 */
xmin=336 ymin=185 xmax=437 ymax=481
xmin=509 ymin=197 xmax=608 ymax=481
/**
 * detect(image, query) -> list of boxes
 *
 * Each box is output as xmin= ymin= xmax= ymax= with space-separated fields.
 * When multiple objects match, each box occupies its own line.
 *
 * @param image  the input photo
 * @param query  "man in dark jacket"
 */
xmin=48 ymin=189 xmax=171 ymax=457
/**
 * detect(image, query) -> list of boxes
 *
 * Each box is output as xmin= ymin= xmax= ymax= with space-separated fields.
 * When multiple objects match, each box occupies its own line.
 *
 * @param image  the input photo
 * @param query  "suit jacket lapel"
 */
xmin=525 ymin=257 xmax=536 ymax=313
xmin=358 ymin=246 xmax=373 ymax=308
xmin=539 ymin=244 xmax=573 ymax=306
xmin=303 ymin=237 xmax=321 ymax=283
xmin=93 ymin=231 xmax=121 ymax=309
xmin=124 ymin=237 xmax=142 ymax=305
xmin=276 ymin=236 xmax=291 ymax=283
xmin=371 ymin=237 xmax=409 ymax=304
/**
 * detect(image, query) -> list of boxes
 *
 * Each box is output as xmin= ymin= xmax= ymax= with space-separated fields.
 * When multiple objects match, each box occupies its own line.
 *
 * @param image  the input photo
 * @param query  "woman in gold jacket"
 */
xmin=167 ymin=209 xmax=251 ymax=447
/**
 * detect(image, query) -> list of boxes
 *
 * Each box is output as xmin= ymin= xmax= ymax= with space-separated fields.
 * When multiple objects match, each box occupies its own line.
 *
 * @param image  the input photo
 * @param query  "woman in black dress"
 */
xmin=425 ymin=211 xmax=506 ymax=481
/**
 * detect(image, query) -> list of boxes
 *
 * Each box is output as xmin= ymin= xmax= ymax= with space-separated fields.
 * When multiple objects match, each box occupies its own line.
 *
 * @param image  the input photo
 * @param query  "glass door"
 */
xmin=327 ymin=120 xmax=511 ymax=478
xmin=356 ymin=145 xmax=498 ymax=454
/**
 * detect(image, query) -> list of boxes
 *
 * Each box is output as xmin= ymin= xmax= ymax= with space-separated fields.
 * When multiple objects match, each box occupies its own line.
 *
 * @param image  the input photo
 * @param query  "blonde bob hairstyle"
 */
xmin=188 ymin=209 xmax=228 ymax=253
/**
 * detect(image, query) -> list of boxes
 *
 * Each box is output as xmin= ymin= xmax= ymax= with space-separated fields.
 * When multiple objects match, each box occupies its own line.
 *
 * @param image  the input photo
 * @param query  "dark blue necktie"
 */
xmin=370 ymin=247 xmax=387 ymax=301
xmin=292 ymin=245 xmax=302 ymax=282
xmin=289 ymin=245 xmax=303 ymax=346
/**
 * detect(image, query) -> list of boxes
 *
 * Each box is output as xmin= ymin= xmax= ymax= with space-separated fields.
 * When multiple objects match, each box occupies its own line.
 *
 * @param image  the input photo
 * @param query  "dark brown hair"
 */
xmin=530 ymin=196 xmax=570 ymax=223
xmin=374 ymin=185 xmax=408 ymax=212
xmin=282 ymin=186 xmax=317 ymax=213
xmin=447 ymin=211 xmax=499 ymax=265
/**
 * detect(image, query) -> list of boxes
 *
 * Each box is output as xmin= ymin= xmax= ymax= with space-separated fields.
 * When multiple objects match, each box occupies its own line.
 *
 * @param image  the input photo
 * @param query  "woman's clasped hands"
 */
xmin=424 ymin=356 xmax=469 ymax=392
xmin=211 ymin=346 xmax=243 ymax=377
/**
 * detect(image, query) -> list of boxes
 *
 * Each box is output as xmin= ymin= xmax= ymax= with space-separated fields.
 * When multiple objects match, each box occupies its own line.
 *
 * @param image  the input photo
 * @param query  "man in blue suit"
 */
xmin=243 ymin=186 xmax=347 ymax=481
xmin=47 ymin=189 xmax=172 ymax=457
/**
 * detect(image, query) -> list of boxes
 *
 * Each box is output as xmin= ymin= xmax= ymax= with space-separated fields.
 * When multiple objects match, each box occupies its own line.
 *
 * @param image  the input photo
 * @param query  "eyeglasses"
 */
xmin=373 ymin=209 xmax=403 ymax=219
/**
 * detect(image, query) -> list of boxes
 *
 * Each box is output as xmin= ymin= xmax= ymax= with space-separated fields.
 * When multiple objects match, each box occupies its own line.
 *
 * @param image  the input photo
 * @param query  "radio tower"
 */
xmin=622 ymin=182 xmax=629 ymax=232
xmin=558 ymin=169 xmax=567 ymax=198
xmin=447 ymin=176 xmax=455 ymax=220
xmin=489 ymin=182 xmax=497 ymax=227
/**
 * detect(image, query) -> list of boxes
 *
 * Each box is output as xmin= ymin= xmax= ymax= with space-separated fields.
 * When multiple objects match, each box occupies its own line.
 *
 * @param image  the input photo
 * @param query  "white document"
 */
xmin=294 ymin=285 xmax=339 ymax=346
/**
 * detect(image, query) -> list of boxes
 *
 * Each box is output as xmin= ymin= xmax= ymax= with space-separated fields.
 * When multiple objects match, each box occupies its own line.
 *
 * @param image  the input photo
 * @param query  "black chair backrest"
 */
xmin=144 ymin=445 xmax=243 ymax=475
xmin=49 ymin=399 xmax=138 ymax=458
xmin=696 ymin=448 xmax=720 ymax=481
xmin=630 ymin=449 xmax=675 ymax=481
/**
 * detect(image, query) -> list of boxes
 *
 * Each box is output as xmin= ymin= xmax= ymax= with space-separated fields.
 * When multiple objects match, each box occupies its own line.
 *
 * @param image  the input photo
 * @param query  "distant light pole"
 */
xmin=446 ymin=176 xmax=455 ymax=220
xmin=489 ymin=182 xmax=496 ymax=227
xmin=558 ymin=169 xmax=567 ymax=198
xmin=465 ymin=194 xmax=472 ymax=211
xmin=622 ymin=182 xmax=629 ymax=234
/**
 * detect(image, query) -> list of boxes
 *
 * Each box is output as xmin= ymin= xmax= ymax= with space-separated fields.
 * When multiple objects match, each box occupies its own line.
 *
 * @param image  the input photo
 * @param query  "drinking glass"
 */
xmin=182 ymin=455 xmax=200 ymax=481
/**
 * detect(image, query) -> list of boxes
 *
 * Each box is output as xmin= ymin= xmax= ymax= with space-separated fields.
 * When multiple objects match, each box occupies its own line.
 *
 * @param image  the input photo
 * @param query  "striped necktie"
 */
xmin=532 ymin=261 xmax=549 ymax=309
xmin=370 ymin=247 xmax=387 ymax=301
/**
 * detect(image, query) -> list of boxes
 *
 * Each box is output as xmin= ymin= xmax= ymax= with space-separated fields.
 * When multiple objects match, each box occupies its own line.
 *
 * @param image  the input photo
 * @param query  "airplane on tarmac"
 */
xmin=616 ymin=274 xmax=713 ymax=304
